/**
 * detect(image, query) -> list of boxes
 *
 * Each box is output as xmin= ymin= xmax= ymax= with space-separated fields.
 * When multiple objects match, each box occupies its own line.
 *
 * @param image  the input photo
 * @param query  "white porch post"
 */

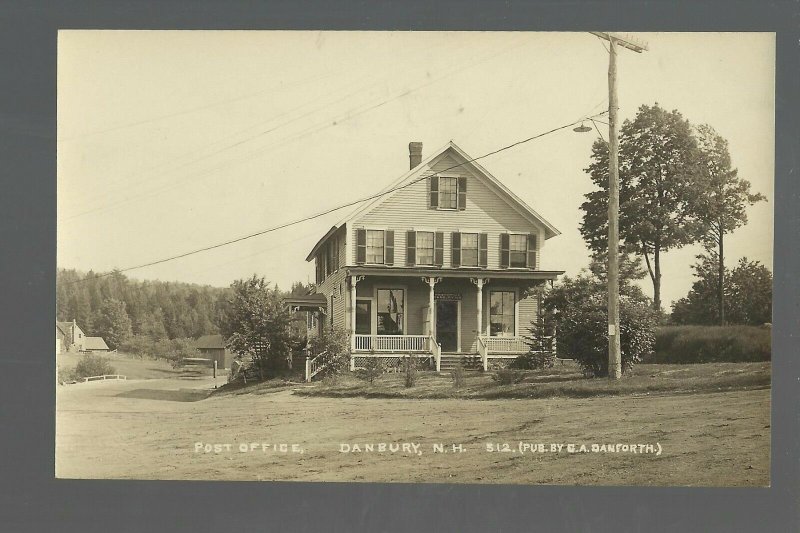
xmin=349 ymin=275 xmax=364 ymax=352
xmin=422 ymin=277 xmax=442 ymax=338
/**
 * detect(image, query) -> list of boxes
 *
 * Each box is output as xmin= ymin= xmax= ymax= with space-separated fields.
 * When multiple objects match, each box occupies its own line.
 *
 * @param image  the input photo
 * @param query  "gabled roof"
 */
xmin=305 ymin=141 xmax=561 ymax=260
xmin=195 ymin=334 xmax=226 ymax=349
xmin=56 ymin=321 xmax=71 ymax=334
xmin=84 ymin=337 xmax=109 ymax=350
xmin=282 ymin=293 xmax=328 ymax=310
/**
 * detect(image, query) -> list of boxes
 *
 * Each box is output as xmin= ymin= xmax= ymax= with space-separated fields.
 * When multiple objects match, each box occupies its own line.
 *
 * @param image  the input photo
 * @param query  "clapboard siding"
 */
xmin=350 ymin=153 xmax=544 ymax=269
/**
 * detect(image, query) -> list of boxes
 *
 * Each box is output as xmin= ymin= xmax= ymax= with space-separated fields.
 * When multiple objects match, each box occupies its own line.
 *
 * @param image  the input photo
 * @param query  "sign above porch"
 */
xmin=434 ymin=293 xmax=462 ymax=301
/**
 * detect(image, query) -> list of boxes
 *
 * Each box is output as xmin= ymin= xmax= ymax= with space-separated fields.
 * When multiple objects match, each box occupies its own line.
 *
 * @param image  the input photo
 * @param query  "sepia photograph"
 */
xmin=56 ymin=30 xmax=774 ymax=486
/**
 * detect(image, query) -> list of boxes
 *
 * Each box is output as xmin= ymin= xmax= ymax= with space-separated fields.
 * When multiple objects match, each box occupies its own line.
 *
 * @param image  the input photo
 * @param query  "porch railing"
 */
xmin=353 ymin=334 xmax=431 ymax=353
xmin=305 ymin=350 xmax=328 ymax=382
xmin=477 ymin=335 xmax=489 ymax=371
xmin=430 ymin=336 xmax=441 ymax=372
xmin=479 ymin=335 xmax=528 ymax=354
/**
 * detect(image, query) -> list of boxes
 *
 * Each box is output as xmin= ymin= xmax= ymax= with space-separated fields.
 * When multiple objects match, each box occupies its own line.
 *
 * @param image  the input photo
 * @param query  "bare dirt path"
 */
xmin=56 ymin=378 xmax=770 ymax=486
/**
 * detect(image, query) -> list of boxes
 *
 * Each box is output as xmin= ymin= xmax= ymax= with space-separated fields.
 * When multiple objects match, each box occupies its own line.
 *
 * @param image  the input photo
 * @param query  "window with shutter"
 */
xmin=429 ymin=176 xmax=439 ymax=208
xmin=500 ymin=233 xmax=510 ymax=268
xmin=366 ymin=229 xmax=385 ymax=264
xmin=509 ymin=234 xmax=527 ymax=268
xmin=451 ymin=232 xmax=461 ymax=267
xmin=406 ymin=230 xmax=416 ymax=266
xmin=355 ymin=228 xmax=367 ymax=264
xmin=461 ymin=233 xmax=478 ymax=267
xmin=434 ymin=232 xmax=444 ymax=266
xmin=416 ymin=231 xmax=435 ymax=265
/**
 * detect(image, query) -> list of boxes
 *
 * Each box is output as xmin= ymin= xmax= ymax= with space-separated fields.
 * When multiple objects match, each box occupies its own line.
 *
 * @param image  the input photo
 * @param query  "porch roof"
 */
xmin=346 ymin=266 xmax=563 ymax=281
xmin=282 ymin=293 xmax=328 ymax=310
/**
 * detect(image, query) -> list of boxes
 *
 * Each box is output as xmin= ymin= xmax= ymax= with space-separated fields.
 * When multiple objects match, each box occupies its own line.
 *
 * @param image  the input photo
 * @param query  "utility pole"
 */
xmin=589 ymin=32 xmax=647 ymax=379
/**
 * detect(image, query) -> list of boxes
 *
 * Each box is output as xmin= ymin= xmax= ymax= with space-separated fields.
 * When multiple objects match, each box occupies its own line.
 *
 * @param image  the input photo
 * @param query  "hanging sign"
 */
xmin=435 ymin=293 xmax=462 ymax=301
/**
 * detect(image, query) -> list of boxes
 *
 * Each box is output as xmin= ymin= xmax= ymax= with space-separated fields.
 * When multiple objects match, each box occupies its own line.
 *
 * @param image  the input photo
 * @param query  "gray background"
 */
xmin=0 ymin=1 xmax=797 ymax=531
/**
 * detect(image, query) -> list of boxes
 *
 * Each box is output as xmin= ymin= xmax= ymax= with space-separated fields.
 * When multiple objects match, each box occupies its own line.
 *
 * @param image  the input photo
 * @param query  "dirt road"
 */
xmin=56 ymin=377 xmax=770 ymax=485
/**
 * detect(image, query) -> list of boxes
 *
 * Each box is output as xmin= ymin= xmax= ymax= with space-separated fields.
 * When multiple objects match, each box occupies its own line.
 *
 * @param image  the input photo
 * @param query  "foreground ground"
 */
xmin=56 ymin=361 xmax=770 ymax=486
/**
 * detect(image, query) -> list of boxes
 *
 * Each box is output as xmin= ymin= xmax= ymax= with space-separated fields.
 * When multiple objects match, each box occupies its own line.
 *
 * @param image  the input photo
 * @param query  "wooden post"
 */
xmin=590 ymin=32 xmax=647 ymax=379
xmin=213 ymin=360 xmax=217 ymax=389
xmin=607 ymin=37 xmax=622 ymax=380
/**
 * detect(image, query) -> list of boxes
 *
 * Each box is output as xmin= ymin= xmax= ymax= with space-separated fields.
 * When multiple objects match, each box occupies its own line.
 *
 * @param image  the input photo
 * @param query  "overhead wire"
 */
xmin=66 ymin=110 xmax=607 ymax=285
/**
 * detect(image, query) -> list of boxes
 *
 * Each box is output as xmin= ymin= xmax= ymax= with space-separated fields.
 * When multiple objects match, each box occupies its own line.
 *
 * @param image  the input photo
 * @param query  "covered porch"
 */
xmin=346 ymin=267 xmax=560 ymax=371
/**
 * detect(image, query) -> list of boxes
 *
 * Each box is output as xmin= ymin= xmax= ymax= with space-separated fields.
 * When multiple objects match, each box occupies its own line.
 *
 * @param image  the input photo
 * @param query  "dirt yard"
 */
xmin=56 ymin=369 xmax=770 ymax=486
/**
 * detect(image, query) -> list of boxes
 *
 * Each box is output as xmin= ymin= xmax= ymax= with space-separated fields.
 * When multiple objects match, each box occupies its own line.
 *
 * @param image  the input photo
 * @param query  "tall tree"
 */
xmin=218 ymin=275 xmax=296 ymax=380
xmin=580 ymin=104 xmax=704 ymax=311
xmin=693 ymin=124 xmax=766 ymax=324
xmin=91 ymin=298 xmax=133 ymax=349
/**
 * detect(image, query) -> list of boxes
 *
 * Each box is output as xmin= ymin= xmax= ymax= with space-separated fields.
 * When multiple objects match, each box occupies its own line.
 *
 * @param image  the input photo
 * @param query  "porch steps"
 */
xmin=438 ymin=353 xmax=483 ymax=371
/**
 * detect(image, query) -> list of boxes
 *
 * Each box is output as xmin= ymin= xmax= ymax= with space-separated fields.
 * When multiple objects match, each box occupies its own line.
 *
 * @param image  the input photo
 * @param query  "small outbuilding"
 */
xmin=83 ymin=336 xmax=110 ymax=352
xmin=195 ymin=334 xmax=234 ymax=370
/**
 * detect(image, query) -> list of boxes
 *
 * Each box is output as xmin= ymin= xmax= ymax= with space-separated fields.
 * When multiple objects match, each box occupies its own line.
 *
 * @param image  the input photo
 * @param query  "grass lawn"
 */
xmin=57 ymin=351 xmax=213 ymax=380
xmin=293 ymin=362 xmax=771 ymax=400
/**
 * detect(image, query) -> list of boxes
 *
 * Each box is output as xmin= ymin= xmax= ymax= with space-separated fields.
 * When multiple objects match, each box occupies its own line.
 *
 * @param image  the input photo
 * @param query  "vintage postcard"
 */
xmin=56 ymin=31 xmax=773 ymax=485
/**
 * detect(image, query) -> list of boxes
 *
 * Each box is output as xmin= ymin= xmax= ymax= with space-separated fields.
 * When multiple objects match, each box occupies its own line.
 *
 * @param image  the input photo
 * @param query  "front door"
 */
xmin=436 ymin=300 xmax=459 ymax=352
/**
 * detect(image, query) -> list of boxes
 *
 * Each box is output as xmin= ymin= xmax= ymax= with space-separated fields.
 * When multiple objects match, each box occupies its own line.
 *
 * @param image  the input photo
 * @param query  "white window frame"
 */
xmin=508 ymin=232 xmax=530 ymax=269
xmin=365 ymin=228 xmax=386 ymax=265
xmin=415 ymin=230 xmax=436 ymax=266
xmin=373 ymin=285 xmax=408 ymax=336
xmin=436 ymin=175 xmax=460 ymax=211
xmin=486 ymin=287 xmax=519 ymax=337
xmin=460 ymin=231 xmax=480 ymax=268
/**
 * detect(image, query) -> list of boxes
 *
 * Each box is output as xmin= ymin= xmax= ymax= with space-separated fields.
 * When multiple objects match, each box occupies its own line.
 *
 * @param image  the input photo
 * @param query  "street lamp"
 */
xmin=577 ymin=32 xmax=647 ymax=379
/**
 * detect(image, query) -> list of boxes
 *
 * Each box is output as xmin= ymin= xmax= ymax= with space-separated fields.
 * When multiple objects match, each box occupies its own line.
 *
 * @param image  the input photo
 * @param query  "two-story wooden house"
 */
xmin=293 ymin=141 xmax=563 ymax=372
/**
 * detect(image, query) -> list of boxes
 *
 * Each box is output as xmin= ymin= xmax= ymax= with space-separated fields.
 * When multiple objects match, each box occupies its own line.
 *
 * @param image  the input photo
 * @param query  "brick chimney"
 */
xmin=408 ymin=142 xmax=423 ymax=169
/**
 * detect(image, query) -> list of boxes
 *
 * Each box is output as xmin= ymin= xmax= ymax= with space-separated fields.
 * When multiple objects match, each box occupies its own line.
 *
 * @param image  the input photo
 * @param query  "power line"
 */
xmin=66 ymin=110 xmax=606 ymax=285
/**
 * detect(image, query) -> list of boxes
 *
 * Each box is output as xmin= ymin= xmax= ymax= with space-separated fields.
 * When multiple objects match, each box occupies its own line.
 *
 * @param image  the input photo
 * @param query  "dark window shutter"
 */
xmin=434 ymin=232 xmax=444 ymax=266
xmin=479 ymin=233 xmax=488 ymax=268
xmin=500 ymin=233 xmax=510 ymax=268
xmin=385 ymin=230 xmax=394 ymax=265
xmin=406 ymin=231 xmax=416 ymax=266
xmin=527 ymin=233 xmax=537 ymax=269
xmin=356 ymin=228 xmax=366 ymax=264
xmin=451 ymin=232 xmax=461 ymax=268
xmin=429 ymin=176 xmax=439 ymax=208
xmin=457 ymin=177 xmax=467 ymax=211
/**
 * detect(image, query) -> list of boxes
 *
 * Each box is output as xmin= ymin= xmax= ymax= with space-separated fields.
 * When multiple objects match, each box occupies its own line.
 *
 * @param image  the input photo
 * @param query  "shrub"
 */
xmin=450 ymin=365 xmax=467 ymax=389
xmin=518 ymin=316 xmax=557 ymax=369
xmin=74 ymin=354 xmax=115 ymax=379
xmin=402 ymin=355 xmax=418 ymax=388
xmin=510 ymin=351 xmax=555 ymax=370
xmin=545 ymin=273 xmax=658 ymax=377
xmin=654 ymin=325 xmax=771 ymax=363
xmin=357 ymin=357 xmax=385 ymax=384
xmin=492 ymin=369 xmax=525 ymax=385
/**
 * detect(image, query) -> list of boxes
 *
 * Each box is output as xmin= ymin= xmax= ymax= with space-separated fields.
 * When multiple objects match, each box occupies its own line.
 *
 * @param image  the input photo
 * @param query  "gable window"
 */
xmin=489 ymin=290 xmax=515 ymax=337
xmin=461 ymin=233 xmax=479 ymax=267
xmin=366 ymin=230 xmax=385 ymax=264
xmin=417 ymin=231 xmax=435 ymax=265
xmin=377 ymin=289 xmax=404 ymax=335
xmin=439 ymin=177 xmax=458 ymax=209
xmin=510 ymin=234 xmax=528 ymax=268
xmin=429 ymin=176 xmax=467 ymax=210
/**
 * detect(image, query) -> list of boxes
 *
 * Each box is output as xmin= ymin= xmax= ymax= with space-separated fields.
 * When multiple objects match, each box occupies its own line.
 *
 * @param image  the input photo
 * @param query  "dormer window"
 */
xmin=429 ymin=176 xmax=467 ymax=210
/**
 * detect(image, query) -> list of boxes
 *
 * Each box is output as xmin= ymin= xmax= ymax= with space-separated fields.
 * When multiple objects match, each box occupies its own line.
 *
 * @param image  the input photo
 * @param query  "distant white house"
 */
xmin=56 ymin=320 xmax=110 ymax=354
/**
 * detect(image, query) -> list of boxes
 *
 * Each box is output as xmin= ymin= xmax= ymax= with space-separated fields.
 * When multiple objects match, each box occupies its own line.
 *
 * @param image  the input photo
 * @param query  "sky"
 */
xmin=57 ymin=31 xmax=775 ymax=308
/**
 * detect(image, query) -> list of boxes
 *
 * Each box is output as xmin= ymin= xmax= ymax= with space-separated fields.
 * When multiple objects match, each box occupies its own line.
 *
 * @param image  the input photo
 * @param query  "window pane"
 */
xmin=509 ymin=234 xmax=528 ymax=267
xmin=377 ymin=289 xmax=404 ymax=335
xmin=366 ymin=230 xmax=384 ymax=264
xmin=439 ymin=177 xmax=458 ymax=209
xmin=489 ymin=291 xmax=515 ymax=337
xmin=461 ymin=233 xmax=478 ymax=266
xmin=417 ymin=231 xmax=434 ymax=265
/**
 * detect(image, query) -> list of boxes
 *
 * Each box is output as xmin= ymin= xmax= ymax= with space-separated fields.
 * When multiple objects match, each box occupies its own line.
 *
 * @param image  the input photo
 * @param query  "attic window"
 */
xmin=430 ymin=176 xmax=467 ymax=210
